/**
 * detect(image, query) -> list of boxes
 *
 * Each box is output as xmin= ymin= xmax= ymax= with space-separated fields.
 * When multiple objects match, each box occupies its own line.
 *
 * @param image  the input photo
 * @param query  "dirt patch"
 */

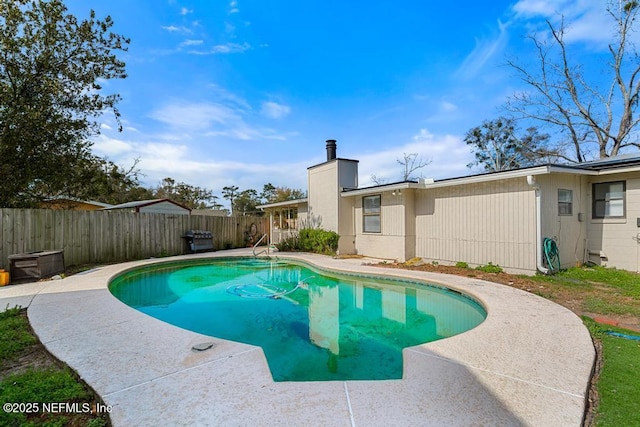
xmin=0 ymin=344 xmax=58 ymax=381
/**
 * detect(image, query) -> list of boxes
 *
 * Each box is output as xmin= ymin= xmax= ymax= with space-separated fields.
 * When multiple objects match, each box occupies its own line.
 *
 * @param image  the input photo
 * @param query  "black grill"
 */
xmin=182 ymin=230 xmax=214 ymax=253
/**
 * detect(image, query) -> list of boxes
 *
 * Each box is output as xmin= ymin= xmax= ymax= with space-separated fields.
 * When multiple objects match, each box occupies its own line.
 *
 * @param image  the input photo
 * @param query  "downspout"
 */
xmin=527 ymin=175 xmax=549 ymax=275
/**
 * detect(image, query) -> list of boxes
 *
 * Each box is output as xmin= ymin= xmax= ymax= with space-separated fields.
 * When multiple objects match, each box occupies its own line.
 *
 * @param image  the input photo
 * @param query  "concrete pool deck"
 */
xmin=0 ymin=249 xmax=595 ymax=426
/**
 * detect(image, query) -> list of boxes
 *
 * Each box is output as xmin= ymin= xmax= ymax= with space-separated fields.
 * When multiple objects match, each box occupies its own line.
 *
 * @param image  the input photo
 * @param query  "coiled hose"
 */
xmin=543 ymin=237 xmax=560 ymax=274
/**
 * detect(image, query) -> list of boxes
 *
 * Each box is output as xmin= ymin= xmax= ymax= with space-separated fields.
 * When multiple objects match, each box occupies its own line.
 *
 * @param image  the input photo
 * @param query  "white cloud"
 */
xmin=98 ymin=138 xmax=308 ymax=201
xmin=90 ymin=87 xmax=299 ymax=202
xmin=512 ymin=0 xmax=562 ymax=17
xmin=92 ymin=134 xmax=135 ymax=157
xmin=260 ymin=101 xmax=291 ymax=119
xmin=512 ymin=0 xmax=615 ymax=46
xmin=180 ymin=39 xmax=203 ymax=47
xmin=149 ymin=100 xmax=289 ymax=142
xmin=207 ymin=84 xmax=252 ymax=110
xmin=150 ymin=102 xmax=243 ymax=131
xmin=211 ymin=42 xmax=250 ymax=54
xmin=90 ymin=129 xmax=308 ymax=206
xmin=180 ymin=7 xmax=193 ymax=16
xmin=357 ymin=129 xmax=473 ymax=186
xmin=455 ymin=20 xmax=510 ymax=80
xmin=188 ymin=42 xmax=251 ymax=55
xmin=229 ymin=0 xmax=239 ymax=14
xmin=204 ymin=127 xmax=287 ymax=141
xmin=161 ymin=25 xmax=193 ymax=34
xmin=440 ymin=101 xmax=457 ymax=112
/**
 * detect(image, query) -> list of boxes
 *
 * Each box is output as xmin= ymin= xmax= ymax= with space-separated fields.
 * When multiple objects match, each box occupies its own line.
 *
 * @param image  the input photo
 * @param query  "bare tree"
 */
xmin=506 ymin=0 xmax=640 ymax=162
xmin=398 ymin=153 xmax=431 ymax=181
xmin=370 ymin=153 xmax=431 ymax=184
xmin=370 ymin=174 xmax=390 ymax=185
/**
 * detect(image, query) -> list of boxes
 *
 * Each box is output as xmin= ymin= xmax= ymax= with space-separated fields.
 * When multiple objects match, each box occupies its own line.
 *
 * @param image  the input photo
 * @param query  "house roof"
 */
xmin=257 ymin=198 xmax=308 ymax=210
xmin=307 ymin=157 xmax=359 ymax=170
xmin=102 ymin=198 xmax=191 ymax=211
xmin=341 ymin=153 xmax=640 ymax=197
xmin=573 ymin=153 xmax=640 ymax=170
xmin=43 ymin=196 xmax=113 ymax=208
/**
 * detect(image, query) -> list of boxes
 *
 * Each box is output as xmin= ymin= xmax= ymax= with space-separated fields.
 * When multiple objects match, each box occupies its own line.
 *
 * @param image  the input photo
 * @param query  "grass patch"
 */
xmin=584 ymin=297 xmax=640 ymax=318
xmin=0 ymin=369 xmax=97 ymax=426
xmin=525 ymin=265 xmax=640 ymax=317
xmin=536 ymin=266 xmax=640 ymax=297
xmin=0 ymin=307 xmax=110 ymax=426
xmin=584 ymin=318 xmax=640 ymax=427
xmin=0 ymin=306 xmax=38 ymax=366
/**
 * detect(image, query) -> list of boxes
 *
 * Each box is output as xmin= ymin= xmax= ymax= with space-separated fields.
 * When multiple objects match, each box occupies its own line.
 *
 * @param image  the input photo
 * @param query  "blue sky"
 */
xmin=65 ymin=0 xmax=614 ymax=206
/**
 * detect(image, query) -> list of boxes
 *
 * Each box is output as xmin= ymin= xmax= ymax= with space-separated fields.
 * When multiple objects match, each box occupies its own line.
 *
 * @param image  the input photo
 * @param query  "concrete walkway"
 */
xmin=0 ymin=250 xmax=595 ymax=426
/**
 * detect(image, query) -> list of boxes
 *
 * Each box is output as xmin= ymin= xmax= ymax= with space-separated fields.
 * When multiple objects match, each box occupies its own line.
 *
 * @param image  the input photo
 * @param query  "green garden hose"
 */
xmin=543 ymin=237 xmax=560 ymax=274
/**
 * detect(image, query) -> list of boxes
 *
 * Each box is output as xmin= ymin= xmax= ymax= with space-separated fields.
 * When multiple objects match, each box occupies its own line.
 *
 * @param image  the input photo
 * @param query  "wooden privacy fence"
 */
xmin=0 ymin=209 xmax=269 ymax=269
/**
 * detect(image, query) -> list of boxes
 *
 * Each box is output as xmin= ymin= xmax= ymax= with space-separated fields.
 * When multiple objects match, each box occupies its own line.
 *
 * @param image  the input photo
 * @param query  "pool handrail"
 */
xmin=252 ymin=233 xmax=270 ymax=257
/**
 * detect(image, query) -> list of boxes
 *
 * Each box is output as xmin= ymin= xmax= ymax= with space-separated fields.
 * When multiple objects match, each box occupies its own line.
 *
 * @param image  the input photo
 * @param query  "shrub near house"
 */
xmin=275 ymin=228 xmax=339 ymax=255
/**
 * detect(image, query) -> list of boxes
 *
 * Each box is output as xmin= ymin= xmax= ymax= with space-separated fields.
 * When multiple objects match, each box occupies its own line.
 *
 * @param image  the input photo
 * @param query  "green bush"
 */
xmin=455 ymin=261 xmax=469 ymax=269
xmin=275 ymin=228 xmax=339 ymax=255
xmin=475 ymin=262 xmax=503 ymax=273
xmin=274 ymin=235 xmax=300 ymax=252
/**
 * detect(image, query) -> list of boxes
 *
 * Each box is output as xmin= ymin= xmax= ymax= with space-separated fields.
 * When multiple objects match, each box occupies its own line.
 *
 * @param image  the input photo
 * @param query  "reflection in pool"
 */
xmin=109 ymin=258 xmax=486 ymax=382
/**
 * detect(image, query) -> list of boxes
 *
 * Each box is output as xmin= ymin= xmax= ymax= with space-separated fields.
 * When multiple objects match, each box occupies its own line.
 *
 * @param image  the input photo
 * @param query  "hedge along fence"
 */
xmin=0 ymin=209 xmax=269 ymax=269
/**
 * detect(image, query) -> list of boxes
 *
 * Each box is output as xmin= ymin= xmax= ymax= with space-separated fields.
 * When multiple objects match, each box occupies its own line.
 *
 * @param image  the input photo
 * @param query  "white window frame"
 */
xmin=592 ymin=181 xmax=626 ymax=219
xmin=558 ymin=189 xmax=573 ymax=216
xmin=363 ymin=195 xmax=381 ymax=233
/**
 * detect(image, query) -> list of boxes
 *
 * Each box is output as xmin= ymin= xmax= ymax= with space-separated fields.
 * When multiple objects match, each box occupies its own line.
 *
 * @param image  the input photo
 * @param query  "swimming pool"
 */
xmin=109 ymin=257 xmax=486 ymax=382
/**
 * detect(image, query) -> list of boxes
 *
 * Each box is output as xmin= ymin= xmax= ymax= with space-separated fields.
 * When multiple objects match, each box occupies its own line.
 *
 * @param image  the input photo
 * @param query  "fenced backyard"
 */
xmin=0 ymin=209 xmax=269 ymax=270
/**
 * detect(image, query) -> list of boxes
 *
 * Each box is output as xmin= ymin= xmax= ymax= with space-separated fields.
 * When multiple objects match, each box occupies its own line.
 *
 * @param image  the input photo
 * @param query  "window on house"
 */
xmin=363 ymin=195 xmax=381 ymax=233
xmin=558 ymin=189 xmax=573 ymax=216
xmin=593 ymin=181 xmax=626 ymax=219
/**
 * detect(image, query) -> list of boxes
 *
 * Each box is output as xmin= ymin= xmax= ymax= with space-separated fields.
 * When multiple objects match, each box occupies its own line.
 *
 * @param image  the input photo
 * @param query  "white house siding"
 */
xmin=308 ymin=162 xmax=339 ymax=231
xmin=338 ymin=195 xmax=356 ymax=254
xmin=354 ymin=190 xmax=416 ymax=262
xmin=414 ymin=178 xmax=537 ymax=273
xmin=298 ymin=205 xmax=308 ymax=227
xmin=337 ymin=161 xmax=358 ymax=254
xmin=537 ymin=174 xmax=588 ymax=269
xmin=308 ymin=159 xmax=358 ymax=254
xmin=586 ymin=171 xmax=640 ymax=272
xmin=404 ymin=189 xmax=416 ymax=260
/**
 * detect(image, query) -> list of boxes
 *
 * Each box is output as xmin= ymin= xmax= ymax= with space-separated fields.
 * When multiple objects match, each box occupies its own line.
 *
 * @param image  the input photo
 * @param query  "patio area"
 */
xmin=0 ymin=249 xmax=595 ymax=426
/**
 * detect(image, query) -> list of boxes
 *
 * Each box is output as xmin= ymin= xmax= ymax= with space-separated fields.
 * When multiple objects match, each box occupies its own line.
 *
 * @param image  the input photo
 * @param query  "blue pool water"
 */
xmin=109 ymin=257 xmax=486 ymax=382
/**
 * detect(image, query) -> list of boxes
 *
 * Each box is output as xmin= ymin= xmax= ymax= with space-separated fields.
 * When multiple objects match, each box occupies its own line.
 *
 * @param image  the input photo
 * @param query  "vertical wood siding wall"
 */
xmin=354 ymin=192 xmax=415 ymax=261
xmin=586 ymin=172 xmax=640 ymax=272
xmin=414 ymin=178 xmax=537 ymax=272
xmin=0 ymin=209 xmax=268 ymax=269
xmin=537 ymin=174 xmax=588 ymax=269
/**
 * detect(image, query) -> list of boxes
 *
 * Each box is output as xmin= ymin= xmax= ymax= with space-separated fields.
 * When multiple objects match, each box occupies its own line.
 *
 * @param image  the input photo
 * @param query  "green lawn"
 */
xmin=528 ymin=265 xmax=640 ymax=317
xmin=0 ymin=307 xmax=109 ymax=427
xmin=584 ymin=318 xmax=640 ymax=426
